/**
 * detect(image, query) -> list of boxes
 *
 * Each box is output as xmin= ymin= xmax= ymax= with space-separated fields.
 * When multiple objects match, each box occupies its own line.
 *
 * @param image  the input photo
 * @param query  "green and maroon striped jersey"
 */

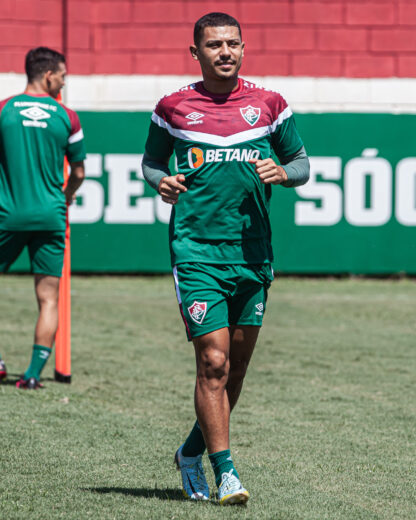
xmin=146 ymin=78 xmax=304 ymax=266
xmin=0 ymin=92 xmax=86 ymax=231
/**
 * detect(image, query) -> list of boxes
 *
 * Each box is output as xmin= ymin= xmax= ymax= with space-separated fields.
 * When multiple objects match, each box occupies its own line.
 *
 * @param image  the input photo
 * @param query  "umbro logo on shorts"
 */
xmin=188 ymin=301 xmax=207 ymax=324
xmin=255 ymin=302 xmax=264 ymax=316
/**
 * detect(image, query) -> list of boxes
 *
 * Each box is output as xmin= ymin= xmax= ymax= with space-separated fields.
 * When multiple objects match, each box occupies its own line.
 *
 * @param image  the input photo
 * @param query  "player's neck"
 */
xmin=25 ymin=81 xmax=50 ymax=96
xmin=202 ymin=76 xmax=239 ymax=95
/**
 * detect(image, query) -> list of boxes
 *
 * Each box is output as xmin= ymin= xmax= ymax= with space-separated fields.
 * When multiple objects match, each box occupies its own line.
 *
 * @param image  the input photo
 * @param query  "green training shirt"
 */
xmin=145 ymin=78 xmax=304 ymax=266
xmin=0 ymin=92 xmax=86 ymax=231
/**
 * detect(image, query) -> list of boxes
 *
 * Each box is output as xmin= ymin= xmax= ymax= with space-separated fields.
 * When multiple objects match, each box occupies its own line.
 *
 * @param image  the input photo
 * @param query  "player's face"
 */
xmin=45 ymin=62 xmax=66 ymax=99
xmin=191 ymin=26 xmax=244 ymax=81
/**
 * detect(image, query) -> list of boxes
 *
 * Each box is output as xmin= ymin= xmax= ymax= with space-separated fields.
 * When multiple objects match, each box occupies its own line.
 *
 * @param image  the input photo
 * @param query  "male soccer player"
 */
xmin=0 ymin=47 xmax=86 ymax=389
xmin=142 ymin=13 xmax=309 ymax=504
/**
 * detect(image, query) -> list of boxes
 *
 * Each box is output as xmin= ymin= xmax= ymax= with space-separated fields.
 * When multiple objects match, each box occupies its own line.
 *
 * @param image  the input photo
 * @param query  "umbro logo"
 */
xmin=186 ymin=112 xmax=204 ymax=125
xmin=20 ymin=107 xmax=50 ymax=121
xmin=20 ymin=106 xmax=50 ymax=128
xmin=255 ymin=302 xmax=264 ymax=315
xmin=186 ymin=112 xmax=204 ymax=121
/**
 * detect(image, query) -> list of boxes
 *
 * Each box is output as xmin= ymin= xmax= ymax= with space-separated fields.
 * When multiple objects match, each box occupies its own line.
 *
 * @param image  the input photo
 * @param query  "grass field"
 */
xmin=0 ymin=275 xmax=415 ymax=520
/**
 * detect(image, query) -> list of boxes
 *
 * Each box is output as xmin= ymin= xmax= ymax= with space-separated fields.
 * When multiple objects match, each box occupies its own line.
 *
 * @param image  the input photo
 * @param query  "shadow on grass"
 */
xmin=0 ymin=374 xmax=55 ymax=386
xmin=84 ymin=487 xmax=186 ymax=501
xmin=1 ymin=373 xmax=22 ymax=386
xmin=84 ymin=487 xmax=244 ymax=508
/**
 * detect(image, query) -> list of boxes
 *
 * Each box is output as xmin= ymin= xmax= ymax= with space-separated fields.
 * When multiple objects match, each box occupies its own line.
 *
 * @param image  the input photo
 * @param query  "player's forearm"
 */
xmin=142 ymin=153 xmax=171 ymax=192
xmin=279 ymin=146 xmax=310 ymax=188
xmin=64 ymin=162 xmax=85 ymax=201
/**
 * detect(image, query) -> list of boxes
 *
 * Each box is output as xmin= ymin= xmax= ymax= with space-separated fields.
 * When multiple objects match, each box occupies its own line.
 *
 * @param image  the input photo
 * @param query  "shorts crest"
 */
xmin=188 ymin=301 xmax=207 ymax=324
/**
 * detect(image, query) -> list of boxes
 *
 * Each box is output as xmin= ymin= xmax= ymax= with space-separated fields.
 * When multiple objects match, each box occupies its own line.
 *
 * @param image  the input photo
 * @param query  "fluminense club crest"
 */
xmin=240 ymin=105 xmax=261 ymax=126
xmin=188 ymin=301 xmax=207 ymax=324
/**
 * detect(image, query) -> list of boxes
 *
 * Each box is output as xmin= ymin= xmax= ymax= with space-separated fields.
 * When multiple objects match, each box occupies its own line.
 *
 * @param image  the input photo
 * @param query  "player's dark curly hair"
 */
xmin=194 ymin=12 xmax=242 ymax=46
xmin=25 ymin=47 xmax=65 ymax=82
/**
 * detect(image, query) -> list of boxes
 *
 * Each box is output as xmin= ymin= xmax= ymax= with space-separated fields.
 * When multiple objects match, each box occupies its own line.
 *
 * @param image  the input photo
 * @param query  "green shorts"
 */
xmin=0 ymin=230 xmax=65 ymax=277
xmin=173 ymin=262 xmax=274 ymax=340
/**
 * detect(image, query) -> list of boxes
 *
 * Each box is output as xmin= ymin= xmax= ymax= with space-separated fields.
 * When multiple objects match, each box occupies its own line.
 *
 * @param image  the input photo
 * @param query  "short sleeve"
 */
xmin=64 ymin=107 xmax=86 ymax=163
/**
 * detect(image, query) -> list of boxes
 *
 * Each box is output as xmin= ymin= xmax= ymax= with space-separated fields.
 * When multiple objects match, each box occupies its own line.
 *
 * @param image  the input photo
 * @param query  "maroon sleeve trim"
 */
xmin=0 ymin=95 xmax=16 ymax=118
xmin=61 ymin=103 xmax=82 ymax=136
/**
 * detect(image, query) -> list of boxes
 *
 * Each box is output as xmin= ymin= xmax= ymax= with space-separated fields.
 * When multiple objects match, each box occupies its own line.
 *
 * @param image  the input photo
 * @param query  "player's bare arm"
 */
xmin=249 ymin=157 xmax=288 ymax=185
xmin=64 ymin=161 xmax=85 ymax=204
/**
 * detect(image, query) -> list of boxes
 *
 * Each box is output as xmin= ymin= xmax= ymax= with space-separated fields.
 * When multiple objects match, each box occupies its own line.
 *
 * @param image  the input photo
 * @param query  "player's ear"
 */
xmin=43 ymin=70 xmax=54 ymax=87
xmin=241 ymin=42 xmax=245 ymax=57
xmin=190 ymin=45 xmax=199 ymax=61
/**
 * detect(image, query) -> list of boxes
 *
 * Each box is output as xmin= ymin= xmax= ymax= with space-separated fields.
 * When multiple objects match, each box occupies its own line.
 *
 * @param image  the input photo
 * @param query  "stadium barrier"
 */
xmin=11 ymin=111 xmax=416 ymax=275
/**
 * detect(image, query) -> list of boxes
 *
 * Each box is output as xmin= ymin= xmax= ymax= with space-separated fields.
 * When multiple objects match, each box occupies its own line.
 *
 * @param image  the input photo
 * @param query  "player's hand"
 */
xmin=158 ymin=174 xmax=187 ymax=205
xmin=249 ymin=158 xmax=288 ymax=185
xmin=63 ymin=189 xmax=76 ymax=205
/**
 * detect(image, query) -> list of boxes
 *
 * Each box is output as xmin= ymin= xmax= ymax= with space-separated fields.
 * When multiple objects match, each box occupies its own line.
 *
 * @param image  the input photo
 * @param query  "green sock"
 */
xmin=23 ymin=344 xmax=52 ymax=380
xmin=182 ymin=421 xmax=206 ymax=457
xmin=209 ymin=449 xmax=239 ymax=487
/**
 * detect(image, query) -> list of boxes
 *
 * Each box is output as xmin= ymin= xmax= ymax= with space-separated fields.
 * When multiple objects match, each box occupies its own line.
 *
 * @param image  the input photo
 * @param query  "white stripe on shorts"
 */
xmin=172 ymin=266 xmax=182 ymax=304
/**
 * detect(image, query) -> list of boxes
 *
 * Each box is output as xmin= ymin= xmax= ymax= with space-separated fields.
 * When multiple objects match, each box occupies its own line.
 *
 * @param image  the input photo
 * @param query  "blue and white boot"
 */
xmin=218 ymin=470 xmax=249 ymax=505
xmin=174 ymin=444 xmax=209 ymax=500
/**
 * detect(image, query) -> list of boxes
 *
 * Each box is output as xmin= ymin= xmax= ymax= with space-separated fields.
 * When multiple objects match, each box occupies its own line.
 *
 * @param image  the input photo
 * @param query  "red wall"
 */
xmin=1 ymin=0 xmax=415 ymax=77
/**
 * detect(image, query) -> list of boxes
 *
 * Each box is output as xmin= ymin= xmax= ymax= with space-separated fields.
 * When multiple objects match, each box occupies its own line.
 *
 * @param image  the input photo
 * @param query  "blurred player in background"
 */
xmin=142 ymin=13 xmax=309 ymax=504
xmin=0 ymin=47 xmax=86 ymax=389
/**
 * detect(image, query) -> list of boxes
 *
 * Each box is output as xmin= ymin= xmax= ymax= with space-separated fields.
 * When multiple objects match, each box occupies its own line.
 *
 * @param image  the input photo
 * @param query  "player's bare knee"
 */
xmin=37 ymin=294 xmax=59 ymax=309
xmin=198 ymin=349 xmax=229 ymax=382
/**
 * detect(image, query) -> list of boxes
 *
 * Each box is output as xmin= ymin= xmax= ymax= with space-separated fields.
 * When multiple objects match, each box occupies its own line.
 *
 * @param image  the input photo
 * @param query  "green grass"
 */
xmin=0 ymin=275 xmax=415 ymax=520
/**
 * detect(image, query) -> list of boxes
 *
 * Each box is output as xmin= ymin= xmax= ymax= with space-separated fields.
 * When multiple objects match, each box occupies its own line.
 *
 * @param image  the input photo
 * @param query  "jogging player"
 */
xmin=0 ymin=47 xmax=86 ymax=389
xmin=142 ymin=13 xmax=309 ymax=504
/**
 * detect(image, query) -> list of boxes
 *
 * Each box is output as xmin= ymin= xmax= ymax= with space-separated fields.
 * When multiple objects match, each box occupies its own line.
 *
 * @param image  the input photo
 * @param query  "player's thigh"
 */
xmin=28 ymin=231 xmax=65 ymax=278
xmin=229 ymin=325 xmax=260 ymax=354
xmin=229 ymin=264 xmax=274 ymax=327
xmin=0 ymin=230 xmax=28 ymax=273
xmin=34 ymin=273 xmax=60 ymax=306
xmin=173 ymin=263 xmax=232 ymax=340
xmin=228 ymin=325 xmax=261 ymax=370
